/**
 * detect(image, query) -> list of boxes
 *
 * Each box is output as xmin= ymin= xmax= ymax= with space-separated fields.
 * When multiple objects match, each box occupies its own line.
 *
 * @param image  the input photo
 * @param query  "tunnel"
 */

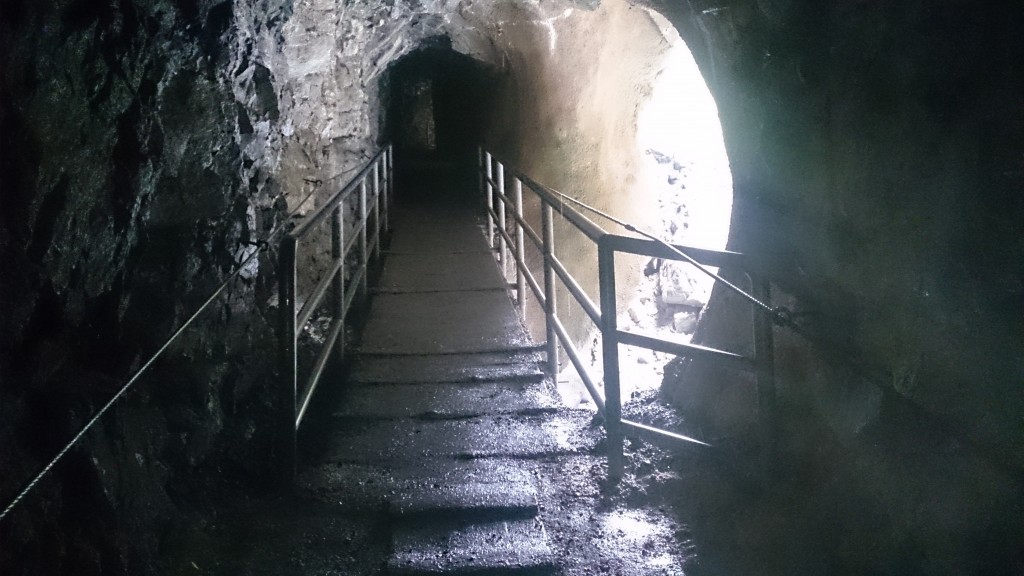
xmin=1 ymin=0 xmax=1023 ymax=574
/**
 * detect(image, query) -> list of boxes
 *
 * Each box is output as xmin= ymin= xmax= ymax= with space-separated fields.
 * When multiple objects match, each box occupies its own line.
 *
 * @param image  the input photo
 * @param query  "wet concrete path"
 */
xmin=164 ymin=162 xmax=698 ymax=576
xmin=300 ymin=197 xmax=585 ymax=575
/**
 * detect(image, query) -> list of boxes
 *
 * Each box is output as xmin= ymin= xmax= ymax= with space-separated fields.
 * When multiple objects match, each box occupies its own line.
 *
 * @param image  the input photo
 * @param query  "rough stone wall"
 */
xmin=651 ymin=0 xmax=1024 ymax=571
xmin=0 ymin=0 xmax=263 ymax=571
xmin=0 ymin=0 xmax=431 ymax=570
xmin=467 ymin=0 xmax=675 ymax=343
xmin=0 ymin=0 xmax=652 ymax=570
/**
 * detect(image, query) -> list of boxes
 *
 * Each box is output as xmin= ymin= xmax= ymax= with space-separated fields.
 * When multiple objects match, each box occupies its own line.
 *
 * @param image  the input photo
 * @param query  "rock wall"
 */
xmin=0 ymin=0 xmax=435 ymax=570
xmin=652 ymin=0 xmax=1024 ymax=571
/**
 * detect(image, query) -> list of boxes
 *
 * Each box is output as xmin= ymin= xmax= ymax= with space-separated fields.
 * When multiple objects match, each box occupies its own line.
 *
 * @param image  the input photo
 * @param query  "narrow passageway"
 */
xmin=160 ymin=160 xmax=695 ymax=575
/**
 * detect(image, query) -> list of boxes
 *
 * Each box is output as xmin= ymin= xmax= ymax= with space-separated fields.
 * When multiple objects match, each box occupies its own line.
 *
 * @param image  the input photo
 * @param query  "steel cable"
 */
xmin=0 ymin=184 xmax=324 ymax=523
xmin=539 ymin=185 xmax=798 ymax=328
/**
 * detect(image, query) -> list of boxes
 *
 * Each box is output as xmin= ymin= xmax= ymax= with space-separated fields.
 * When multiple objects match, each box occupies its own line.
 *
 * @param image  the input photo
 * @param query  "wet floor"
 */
xmin=161 ymin=190 xmax=701 ymax=575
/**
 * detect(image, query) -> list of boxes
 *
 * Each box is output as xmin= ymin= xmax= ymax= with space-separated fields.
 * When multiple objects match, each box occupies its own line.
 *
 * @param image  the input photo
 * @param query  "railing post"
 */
xmin=541 ymin=204 xmax=559 ymax=377
xmin=512 ymin=176 xmax=526 ymax=317
xmin=381 ymin=150 xmax=390 ymax=235
xmin=598 ymin=238 xmax=624 ymax=482
xmin=387 ymin=145 xmax=394 ymax=228
xmin=496 ymin=161 xmax=508 ymax=279
xmin=332 ymin=205 xmax=345 ymax=373
xmin=372 ymin=160 xmax=381 ymax=258
xmin=359 ymin=178 xmax=369 ymax=298
xmin=277 ymin=236 xmax=298 ymax=487
xmin=485 ymin=151 xmax=494 ymax=249
xmin=478 ymin=147 xmax=485 ymax=211
xmin=752 ymin=276 xmax=776 ymax=480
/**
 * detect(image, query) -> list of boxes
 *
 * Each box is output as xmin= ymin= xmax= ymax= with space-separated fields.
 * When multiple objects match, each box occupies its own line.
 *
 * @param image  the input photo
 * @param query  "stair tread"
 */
xmin=388 ymin=519 xmax=556 ymax=575
xmin=335 ymin=381 xmax=557 ymax=420
xmin=352 ymin=354 xmax=545 ymax=385
xmin=389 ymin=476 xmax=539 ymax=519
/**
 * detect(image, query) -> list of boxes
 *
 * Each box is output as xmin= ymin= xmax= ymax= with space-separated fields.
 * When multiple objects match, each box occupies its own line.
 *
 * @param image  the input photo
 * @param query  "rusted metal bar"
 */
xmin=598 ymin=238 xmax=624 ymax=481
xmin=277 ymin=236 xmax=298 ymax=486
xmin=542 ymin=204 xmax=559 ymax=378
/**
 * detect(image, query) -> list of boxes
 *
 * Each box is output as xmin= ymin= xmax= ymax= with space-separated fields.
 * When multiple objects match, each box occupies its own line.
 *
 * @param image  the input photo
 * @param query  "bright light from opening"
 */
xmin=636 ymin=31 xmax=732 ymax=253
xmin=555 ymin=13 xmax=735 ymax=409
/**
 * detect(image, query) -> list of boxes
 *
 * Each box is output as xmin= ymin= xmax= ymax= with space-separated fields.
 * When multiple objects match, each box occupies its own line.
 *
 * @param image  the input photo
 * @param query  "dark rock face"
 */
xmin=3 ymin=0 xmax=1022 ymax=572
xmin=0 ymin=0 xmax=281 ymax=572
xmin=654 ymin=0 xmax=1024 ymax=571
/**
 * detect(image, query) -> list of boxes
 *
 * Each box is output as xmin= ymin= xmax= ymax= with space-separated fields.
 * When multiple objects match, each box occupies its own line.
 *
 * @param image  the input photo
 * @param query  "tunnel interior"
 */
xmin=383 ymin=38 xmax=498 ymax=203
xmin=1 ymin=0 xmax=1023 ymax=573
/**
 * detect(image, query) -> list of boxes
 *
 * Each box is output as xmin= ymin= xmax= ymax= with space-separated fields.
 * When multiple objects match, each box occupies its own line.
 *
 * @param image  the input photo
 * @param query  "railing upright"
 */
xmin=359 ymin=178 xmax=369 ymax=297
xmin=598 ymin=240 xmax=624 ymax=480
xmin=541 ymin=205 xmax=559 ymax=377
xmin=752 ymin=277 xmax=776 ymax=477
xmin=512 ymin=176 xmax=526 ymax=316
xmin=331 ymin=205 xmax=345 ymax=373
xmin=485 ymin=152 xmax=494 ymax=249
xmin=496 ymin=161 xmax=508 ymax=279
xmin=372 ymin=163 xmax=381 ymax=258
xmin=380 ymin=145 xmax=387 ymax=233
xmin=278 ymin=146 xmax=391 ymax=487
xmin=277 ymin=236 xmax=298 ymax=486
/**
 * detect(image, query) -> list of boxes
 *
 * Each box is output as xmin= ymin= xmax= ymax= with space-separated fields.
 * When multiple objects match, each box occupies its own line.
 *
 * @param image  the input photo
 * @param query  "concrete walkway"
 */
xmin=302 ymin=197 xmax=580 ymax=575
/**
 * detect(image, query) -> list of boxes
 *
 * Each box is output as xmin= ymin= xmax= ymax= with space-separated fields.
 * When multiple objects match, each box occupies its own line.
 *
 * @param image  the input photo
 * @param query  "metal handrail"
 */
xmin=478 ymin=147 xmax=775 ymax=481
xmin=277 ymin=144 xmax=393 ymax=484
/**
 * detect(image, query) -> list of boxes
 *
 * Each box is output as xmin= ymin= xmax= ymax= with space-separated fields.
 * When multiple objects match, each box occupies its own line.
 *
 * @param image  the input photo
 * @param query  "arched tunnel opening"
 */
xmin=382 ymin=38 xmax=498 ymax=203
xmin=1 ymin=0 xmax=1023 ymax=574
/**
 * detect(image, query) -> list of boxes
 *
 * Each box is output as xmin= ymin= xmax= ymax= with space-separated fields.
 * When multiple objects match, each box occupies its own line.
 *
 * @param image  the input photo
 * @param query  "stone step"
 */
xmin=299 ymin=460 xmax=542 ymax=515
xmin=357 ymin=291 xmax=533 ymax=355
xmin=351 ymin=353 xmax=545 ymax=385
xmin=388 ymin=476 xmax=540 ymax=522
xmin=335 ymin=381 xmax=558 ymax=420
xmin=323 ymin=415 xmax=596 ymax=465
xmin=376 ymin=252 xmax=508 ymax=293
xmin=387 ymin=518 xmax=558 ymax=576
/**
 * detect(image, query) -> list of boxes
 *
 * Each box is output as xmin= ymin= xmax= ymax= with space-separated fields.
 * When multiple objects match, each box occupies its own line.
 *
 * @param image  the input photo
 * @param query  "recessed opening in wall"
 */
xmin=557 ymin=13 xmax=733 ymax=408
xmin=383 ymin=38 xmax=498 ymax=201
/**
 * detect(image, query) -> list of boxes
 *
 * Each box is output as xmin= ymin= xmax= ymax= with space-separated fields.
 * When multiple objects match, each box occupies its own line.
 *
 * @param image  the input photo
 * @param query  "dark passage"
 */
xmin=385 ymin=41 xmax=496 ymax=204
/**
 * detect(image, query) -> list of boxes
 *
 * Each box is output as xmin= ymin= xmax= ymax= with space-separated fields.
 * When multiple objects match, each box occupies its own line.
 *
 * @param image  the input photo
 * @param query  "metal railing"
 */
xmin=277 ymin=145 xmax=393 ymax=483
xmin=478 ymin=147 xmax=775 ymax=480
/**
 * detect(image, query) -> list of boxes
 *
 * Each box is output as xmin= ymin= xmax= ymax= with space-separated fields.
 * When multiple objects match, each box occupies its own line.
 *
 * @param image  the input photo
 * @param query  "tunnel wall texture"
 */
xmin=651 ymin=0 xmax=1024 ymax=571
xmin=0 ymin=0 xmax=462 ymax=571
xmin=2 ymin=0 xmax=1022 ymax=573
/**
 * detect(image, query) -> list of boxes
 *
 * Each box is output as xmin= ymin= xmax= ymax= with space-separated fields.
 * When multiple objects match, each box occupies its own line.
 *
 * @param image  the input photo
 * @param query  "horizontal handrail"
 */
xmin=296 ymin=258 xmax=344 ymax=332
xmin=479 ymin=146 xmax=776 ymax=482
xmin=290 ymin=148 xmax=389 ymax=240
xmin=278 ymin=144 xmax=393 ymax=484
